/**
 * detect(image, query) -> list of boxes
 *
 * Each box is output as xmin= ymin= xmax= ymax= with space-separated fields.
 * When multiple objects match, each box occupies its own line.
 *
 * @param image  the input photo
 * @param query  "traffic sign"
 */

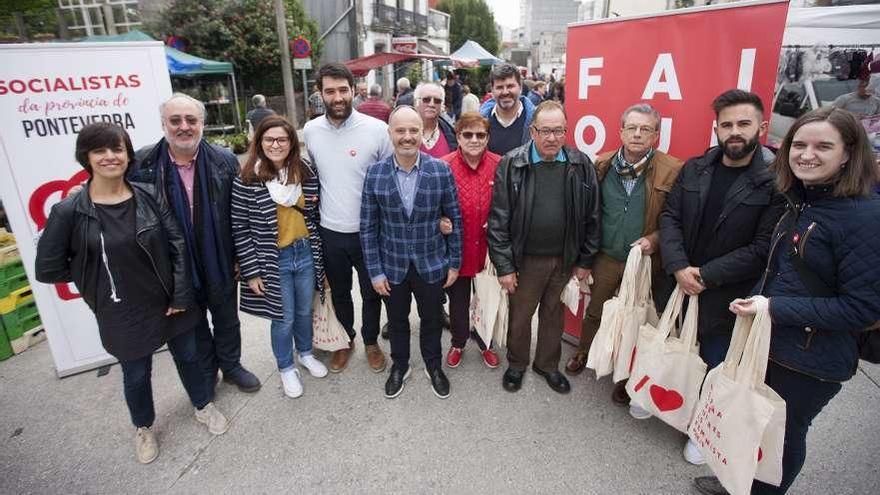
xmin=290 ymin=36 xmax=311 ymax=59
xmin=293 ymin=58 xmax=312 ymax=70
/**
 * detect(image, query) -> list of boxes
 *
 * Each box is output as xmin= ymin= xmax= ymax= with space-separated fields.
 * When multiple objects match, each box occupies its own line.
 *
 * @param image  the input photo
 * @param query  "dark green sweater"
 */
xmin=600 ymin=171 xmax=646 ymax=261
xmin=524 ymin=161 xmax=566 ymax=256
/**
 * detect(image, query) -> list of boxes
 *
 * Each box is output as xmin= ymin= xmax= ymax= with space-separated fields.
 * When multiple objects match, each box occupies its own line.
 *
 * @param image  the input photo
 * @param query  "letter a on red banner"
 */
xmin=565 ymin=0 xmax=789 ymax=161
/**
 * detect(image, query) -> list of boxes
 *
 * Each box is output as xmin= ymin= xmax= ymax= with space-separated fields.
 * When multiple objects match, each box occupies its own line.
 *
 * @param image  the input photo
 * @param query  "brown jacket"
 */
xmin=594 ymin=149 xmax=683 ymax=264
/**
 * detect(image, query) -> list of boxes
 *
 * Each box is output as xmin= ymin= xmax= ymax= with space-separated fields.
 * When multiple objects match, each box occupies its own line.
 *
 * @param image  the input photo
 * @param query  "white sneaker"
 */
xmin=280 ymin=368 xmax=303 ymax=398
xmin=194 ymin=402 xmax=229 ymax=435
xmin=683 ymin=438 xmax=706 ymax=465
xmin=299 ymin=354 xmax=328 ymax=378
xmin=629 ymin=403 xmax=653 ymax=420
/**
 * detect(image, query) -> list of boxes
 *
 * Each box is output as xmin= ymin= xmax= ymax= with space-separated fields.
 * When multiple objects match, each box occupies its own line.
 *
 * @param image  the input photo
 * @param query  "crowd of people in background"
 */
xmin=33 ymin=59 xmax=880 ymax=495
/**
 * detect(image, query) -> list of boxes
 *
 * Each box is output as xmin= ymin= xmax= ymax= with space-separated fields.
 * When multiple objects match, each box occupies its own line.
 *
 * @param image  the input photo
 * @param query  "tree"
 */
xmin=148 ymin=0 xmax=321 ymax=94
xmin=436 ymin=0 xmax=500 ymax=56
xmin=1 ymin=0 xmax=58 ymax=37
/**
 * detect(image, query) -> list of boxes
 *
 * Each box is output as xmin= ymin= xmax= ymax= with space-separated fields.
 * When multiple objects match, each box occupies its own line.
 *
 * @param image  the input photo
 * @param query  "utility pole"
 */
xmin=274 ymin=0 xmax=298 ymax=127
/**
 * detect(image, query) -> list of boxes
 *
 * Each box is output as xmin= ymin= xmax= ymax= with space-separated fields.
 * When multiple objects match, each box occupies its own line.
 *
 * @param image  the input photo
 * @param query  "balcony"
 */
xmin=372 ymin=3 xmax=397 ymax=33
xmin=413 ymin=13 xmax=428 ymax=37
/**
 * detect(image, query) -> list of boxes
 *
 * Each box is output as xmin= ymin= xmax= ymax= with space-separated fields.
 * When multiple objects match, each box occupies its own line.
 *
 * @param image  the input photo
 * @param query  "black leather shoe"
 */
xmin=532 ymin=366 xmax=571 ymax=394
xmin=424 ymin=367 xmax=450 ymax=399
xmin=381 ymin=322 xmax=390 ymax=340
xmin=502 ymin=368 xmax=524 ymax=392
xmin=222 ymin=366 xmax=261 ymax=393
xmin=693 ymin=476 xmax=729 ymax=495
xmin=384 ymin=365 xmax=411 ymax=399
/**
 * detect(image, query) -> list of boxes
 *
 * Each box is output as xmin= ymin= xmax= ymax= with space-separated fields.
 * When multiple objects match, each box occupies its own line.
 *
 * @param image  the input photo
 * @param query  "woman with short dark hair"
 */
xmin=693 ymin=107 xmax=880 ymax=494
xmin=231 ymin=116 xmax=327 ymax=398
xmin=36 ymin=123 xmax=228 ymax=465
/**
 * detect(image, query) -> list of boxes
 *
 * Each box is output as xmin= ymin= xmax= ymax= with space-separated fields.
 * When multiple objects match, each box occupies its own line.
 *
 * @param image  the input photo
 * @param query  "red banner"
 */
xmin=565 ymin=1 xmax=789 ymax=161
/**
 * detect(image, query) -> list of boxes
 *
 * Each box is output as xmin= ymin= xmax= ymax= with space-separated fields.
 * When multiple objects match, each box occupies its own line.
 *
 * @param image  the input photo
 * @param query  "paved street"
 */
xmin=1 ymin=285 xmax=879 ymax=494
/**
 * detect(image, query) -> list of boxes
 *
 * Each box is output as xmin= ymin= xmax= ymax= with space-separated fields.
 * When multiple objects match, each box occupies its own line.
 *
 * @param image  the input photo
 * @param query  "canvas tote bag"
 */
xmin=687 ymin=297 xmax=785 ymax=494
xmin=312 ymin=290 xmax=351 ymax=352
xmin=626 ymin=285 xmax=707 ymax=432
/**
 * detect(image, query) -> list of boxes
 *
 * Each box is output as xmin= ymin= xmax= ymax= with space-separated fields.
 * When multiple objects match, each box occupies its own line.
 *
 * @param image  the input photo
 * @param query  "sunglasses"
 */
xmin=459 ymin=131 xmax=488 ymax=140
xmin=420 ymin=96 xmax=443 ymax=105
xmin=166 ymin=115 xmax=200 ymax=127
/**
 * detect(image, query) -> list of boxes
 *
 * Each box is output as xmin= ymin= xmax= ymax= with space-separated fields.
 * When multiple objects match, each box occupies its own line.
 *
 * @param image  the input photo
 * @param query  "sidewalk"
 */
xmin=1 ymin=289 xmax=878 ymax=494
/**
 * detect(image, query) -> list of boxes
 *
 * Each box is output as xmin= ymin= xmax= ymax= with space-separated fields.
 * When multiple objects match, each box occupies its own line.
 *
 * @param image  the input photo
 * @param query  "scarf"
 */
xmin=256 ymin=159 xmax=302 ymax=206
xmin=160 ymin=140 xmax=230 ymax=295
xmin=612 ymin=148 xmax=653 ymax=196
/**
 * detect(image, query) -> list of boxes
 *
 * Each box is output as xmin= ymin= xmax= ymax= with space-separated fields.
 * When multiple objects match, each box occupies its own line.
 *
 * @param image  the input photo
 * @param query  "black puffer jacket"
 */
xmin=487 ymin=143 xmax=601 ymax=276
xmin=757 ymin=185 xmax=880 ymax=382
xmin=659 ymin=146 xmax=785 ymax=335
xmin=35 ymin=182 xmax=193 ymax=312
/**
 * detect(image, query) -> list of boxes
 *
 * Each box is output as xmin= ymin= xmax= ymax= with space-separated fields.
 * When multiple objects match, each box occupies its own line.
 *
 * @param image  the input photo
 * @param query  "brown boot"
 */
xmin=365 ymin=344 xmax=387 ymax=373
xmin=611 ymin=380 xmax=630 ymax=406
xmin=564 ymin=351 xmax=588 ymax=375
xmin=329 ymin=340 xmax=355 ymax=373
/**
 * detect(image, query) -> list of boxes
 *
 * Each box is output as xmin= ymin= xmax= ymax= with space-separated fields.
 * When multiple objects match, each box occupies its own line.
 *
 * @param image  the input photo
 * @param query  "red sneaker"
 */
xmin=481 ymin=349 xmax=500 ymax=369
xmin=446 ymin=347 xmax=463 ymax=368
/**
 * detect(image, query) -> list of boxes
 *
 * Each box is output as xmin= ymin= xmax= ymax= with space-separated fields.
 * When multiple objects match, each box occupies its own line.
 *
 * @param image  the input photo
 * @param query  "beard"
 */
xmin=325 ymin=97 xmax=352 ymax=121
xmin=719 ymin=132 xmax=760 ymax=161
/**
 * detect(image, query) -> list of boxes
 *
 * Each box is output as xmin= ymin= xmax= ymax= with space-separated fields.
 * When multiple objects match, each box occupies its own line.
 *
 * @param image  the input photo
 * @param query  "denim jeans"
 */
xmin=269 ymin=238 xmax=315 ymax=371
xmin=119 ymin=330 xmax=211 ymax=428
xmin=698 ymin=332 xmax=733 ymax=369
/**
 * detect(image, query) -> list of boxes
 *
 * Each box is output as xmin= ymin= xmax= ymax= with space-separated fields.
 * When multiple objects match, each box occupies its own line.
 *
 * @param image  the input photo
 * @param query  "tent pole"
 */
xmin=230 ymin=71 xmax=242 ymax=132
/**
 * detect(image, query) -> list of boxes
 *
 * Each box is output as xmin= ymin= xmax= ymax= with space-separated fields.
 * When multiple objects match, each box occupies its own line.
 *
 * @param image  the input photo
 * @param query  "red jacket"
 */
xmin=442 ymin=149 xmax=501 ymax=277
xmin=357 ymin=97 xmax=391 ymax=123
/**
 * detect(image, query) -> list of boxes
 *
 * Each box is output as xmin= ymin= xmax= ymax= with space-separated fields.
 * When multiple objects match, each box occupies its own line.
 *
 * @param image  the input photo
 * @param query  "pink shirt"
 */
xmin=169 ymin=150 xmax=198 ymax=221
xmin=421 ymin=129 xmax=451 ymax=158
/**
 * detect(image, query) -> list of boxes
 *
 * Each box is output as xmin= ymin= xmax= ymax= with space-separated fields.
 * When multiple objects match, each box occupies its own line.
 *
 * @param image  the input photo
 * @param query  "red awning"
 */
xmin=344 ymin=52 xmax=453 ymax=77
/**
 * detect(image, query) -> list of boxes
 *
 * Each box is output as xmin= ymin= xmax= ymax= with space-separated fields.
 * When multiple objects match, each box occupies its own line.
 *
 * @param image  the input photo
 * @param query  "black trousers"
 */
xmin=194 ymin=284 xmax=242 ymax=387
xmin=388 ymin=265 xmax=444 ymax=371
xmin=445 ymin=276 xmax=487 ymax=350
xmin=320 ymin=227 xmax=381 ymax=345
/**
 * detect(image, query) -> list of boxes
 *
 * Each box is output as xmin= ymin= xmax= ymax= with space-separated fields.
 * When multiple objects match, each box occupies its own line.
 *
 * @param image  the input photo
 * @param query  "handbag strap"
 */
xmin=656 ymin=284 xmax=686 ymax=339
xmin=677 ymin=294 xmax=700 ymax=347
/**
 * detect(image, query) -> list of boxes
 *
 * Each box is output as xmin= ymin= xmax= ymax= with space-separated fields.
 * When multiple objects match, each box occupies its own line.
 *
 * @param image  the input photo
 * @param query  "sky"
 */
xmin=485 ymin=0 xmax=521 ymax=30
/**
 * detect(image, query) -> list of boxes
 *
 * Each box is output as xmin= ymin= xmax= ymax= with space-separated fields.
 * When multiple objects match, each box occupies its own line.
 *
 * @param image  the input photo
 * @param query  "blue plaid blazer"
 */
xmin=360 ymin=152 xmax=462 ymax=285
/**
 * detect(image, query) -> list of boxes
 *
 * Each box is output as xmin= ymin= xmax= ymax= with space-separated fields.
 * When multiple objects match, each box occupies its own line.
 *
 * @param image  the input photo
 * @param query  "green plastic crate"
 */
xmin=0 ymin=259 xmax=24 ymax=280
xmin=2 ymin=300 xmax=41 ymax=341
xmin=0 ymin=272 xmax=28 ymax=299
xmin=0 ymin=329 xmax=12 ymax=361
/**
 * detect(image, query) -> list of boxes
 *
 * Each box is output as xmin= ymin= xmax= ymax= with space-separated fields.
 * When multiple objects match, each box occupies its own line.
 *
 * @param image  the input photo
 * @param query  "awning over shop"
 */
xmin=344 ymin=52 xmax=452 ymax=77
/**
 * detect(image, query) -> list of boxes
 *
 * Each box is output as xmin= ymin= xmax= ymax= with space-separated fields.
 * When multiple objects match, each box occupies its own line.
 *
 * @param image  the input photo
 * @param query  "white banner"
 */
xmin=0 ymin=41 xmax=172 ymax=376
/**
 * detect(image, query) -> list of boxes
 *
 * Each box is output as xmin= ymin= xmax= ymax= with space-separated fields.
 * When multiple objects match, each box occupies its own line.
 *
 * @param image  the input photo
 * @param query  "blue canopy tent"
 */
xmin=79 ymin=30 xmax=241 ymax=132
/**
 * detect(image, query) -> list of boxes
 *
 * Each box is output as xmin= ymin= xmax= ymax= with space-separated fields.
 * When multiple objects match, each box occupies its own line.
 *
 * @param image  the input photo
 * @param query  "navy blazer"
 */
xmin=360 ymin=152 xmax=462 ymax=285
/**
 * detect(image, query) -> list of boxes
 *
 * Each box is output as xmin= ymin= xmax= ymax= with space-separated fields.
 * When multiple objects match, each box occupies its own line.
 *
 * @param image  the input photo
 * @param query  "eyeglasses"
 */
xmin=622 ymin=125 xmax=657 ymax=134
xmin=459 ymin=131 xmax=488 ymax=140
xmin=420 ymin=96 xmax=443 ymax=105
xmin=166 ymin=115 xmax=200 ymax=127
xmin=532 ymin=127 xmax=566 ymax=138
xmin=262 ymin=136 xmax=291 ymax=147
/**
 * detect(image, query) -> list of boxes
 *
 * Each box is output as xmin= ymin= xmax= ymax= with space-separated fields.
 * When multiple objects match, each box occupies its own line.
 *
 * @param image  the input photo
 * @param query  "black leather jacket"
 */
xmin=487 ymin=143 xmax=601 ymax=276
xmin=35 ymin=182 xmax=193 ymax=311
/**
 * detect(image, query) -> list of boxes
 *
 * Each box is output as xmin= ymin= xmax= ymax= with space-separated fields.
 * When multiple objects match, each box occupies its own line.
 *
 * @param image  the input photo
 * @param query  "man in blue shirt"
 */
xmin=360 ymin=106 xmax=463 ymax=400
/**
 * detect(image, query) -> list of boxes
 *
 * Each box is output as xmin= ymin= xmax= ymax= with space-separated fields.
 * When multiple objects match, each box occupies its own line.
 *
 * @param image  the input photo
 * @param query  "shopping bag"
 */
xmin=586 ymin=245 xmax=656 ymax=380
xmin=472 ymin=254 xmax=506 ymax=348
xmin=493 ymin=288 xmax=509 ymax=349
xmin=626 ymin=285 xmax=706 ymax=433
xmin=687 ymin=297 xmax=786 ymax=495
xmin=311 ymin=290 xmax=350 ymax=352
xmin=563 ymin=276 xmax=592 ymax=337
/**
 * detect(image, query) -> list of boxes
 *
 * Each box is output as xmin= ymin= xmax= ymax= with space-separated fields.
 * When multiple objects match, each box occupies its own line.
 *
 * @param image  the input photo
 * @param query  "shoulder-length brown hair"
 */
xmin=772 ymin=106 xmax=878 ymax=197
xmin=240 ymin=115 xmax=311 ymax=185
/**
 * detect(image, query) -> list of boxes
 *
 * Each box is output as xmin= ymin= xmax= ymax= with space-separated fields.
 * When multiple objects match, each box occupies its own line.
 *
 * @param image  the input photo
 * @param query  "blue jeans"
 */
xmin=270 ymin=238 xmax=315 ymax=371
xmin=119 ymin=330 xmax=210 ymax=428
xmin=698 ymin=333 xmax=733 ymax=370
